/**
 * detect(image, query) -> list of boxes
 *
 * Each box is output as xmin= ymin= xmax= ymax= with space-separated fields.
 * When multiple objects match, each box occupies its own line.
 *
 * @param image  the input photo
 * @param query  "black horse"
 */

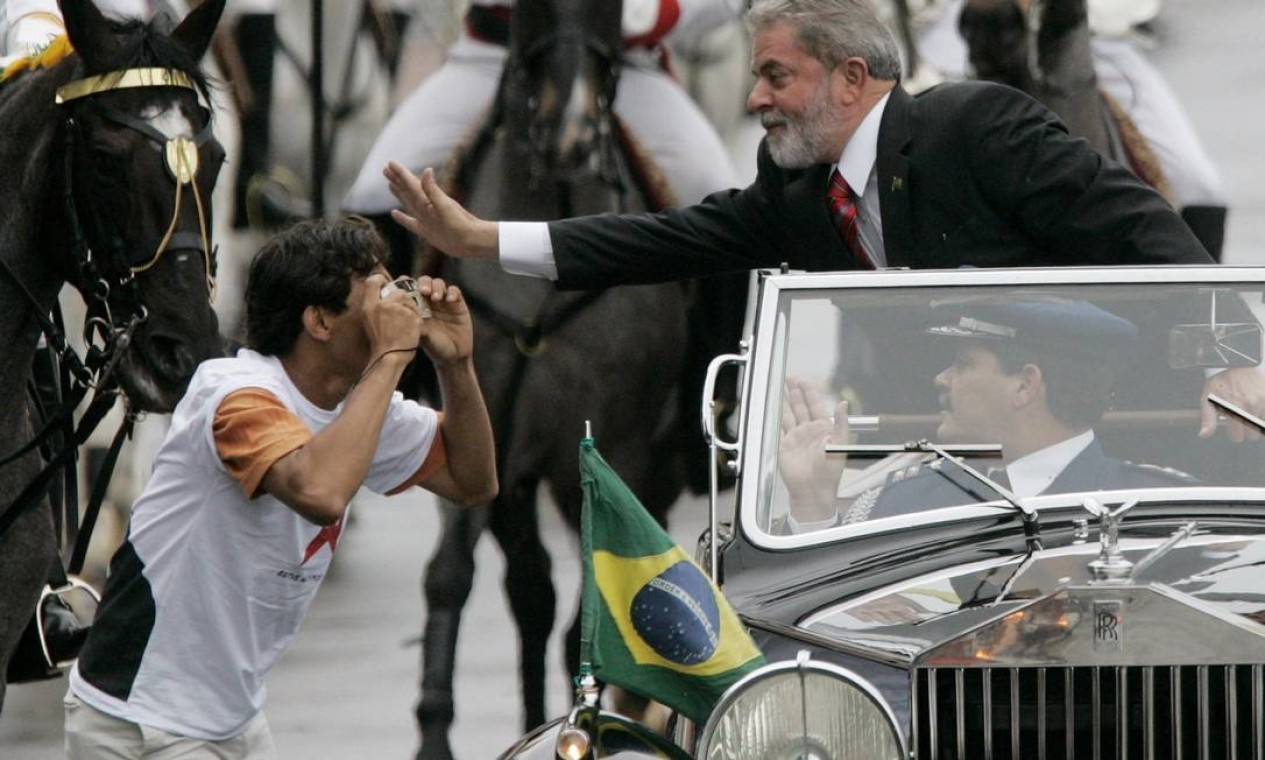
xmin=0 ymin=0 xmax=225 ymax=708
xmin=395 ymin=0 xmax=708 ymax=757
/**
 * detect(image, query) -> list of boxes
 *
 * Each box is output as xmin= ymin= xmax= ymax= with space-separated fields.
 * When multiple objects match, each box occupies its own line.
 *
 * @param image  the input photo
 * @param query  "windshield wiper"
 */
xmin=825 ymin=439 xmax=1042 ymax=548
xmin=1208 ymin=393 xmax=1265 ymax=435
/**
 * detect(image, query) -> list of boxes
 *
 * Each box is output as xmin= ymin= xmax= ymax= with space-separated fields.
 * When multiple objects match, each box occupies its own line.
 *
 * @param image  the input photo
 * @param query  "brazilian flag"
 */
xmin=579 ymin=438 xmax=764 ymax=724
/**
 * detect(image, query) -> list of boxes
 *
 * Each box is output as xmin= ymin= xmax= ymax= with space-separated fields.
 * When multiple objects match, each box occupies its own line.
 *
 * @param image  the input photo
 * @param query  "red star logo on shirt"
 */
xmin=302 ymin=517 xmax=343 ymax=565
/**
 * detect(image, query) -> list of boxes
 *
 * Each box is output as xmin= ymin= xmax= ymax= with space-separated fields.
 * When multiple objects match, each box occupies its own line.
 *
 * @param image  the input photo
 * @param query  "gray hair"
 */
xmin=745 ymin=0 xmax=903 ymax=81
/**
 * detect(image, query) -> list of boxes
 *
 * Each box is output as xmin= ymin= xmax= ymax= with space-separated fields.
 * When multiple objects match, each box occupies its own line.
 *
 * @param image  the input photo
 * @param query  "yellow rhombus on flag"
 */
xmin=578 ymin=438 xmax=764 ymax=724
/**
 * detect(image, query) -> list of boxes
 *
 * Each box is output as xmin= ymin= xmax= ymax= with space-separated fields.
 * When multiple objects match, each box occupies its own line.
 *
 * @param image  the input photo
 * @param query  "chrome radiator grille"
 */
xmin=913 ymin=665 xmax=1265 ymax=759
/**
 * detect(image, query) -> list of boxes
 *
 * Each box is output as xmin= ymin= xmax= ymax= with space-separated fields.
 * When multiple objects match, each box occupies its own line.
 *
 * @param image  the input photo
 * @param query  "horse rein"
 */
xmin=0 ymin=65 xmax=214 ymax=554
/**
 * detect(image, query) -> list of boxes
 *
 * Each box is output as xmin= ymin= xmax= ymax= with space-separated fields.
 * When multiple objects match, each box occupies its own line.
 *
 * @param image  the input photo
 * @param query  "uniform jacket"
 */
xmin=859 ymin=438 xmax=1194 ymax=521
xmin=549 ymin=81 xmax=1213 ymax=289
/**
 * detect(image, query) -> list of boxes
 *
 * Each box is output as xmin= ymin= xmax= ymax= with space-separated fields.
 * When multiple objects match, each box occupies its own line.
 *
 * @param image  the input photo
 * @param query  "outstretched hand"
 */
xmin=779 ymin=377 xmax=851 ymax=523
xmin=384 ymin=163 xmax=499 ymax=260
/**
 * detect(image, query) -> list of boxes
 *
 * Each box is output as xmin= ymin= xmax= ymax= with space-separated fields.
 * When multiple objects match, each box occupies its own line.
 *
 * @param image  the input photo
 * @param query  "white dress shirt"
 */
xmin=1004 ymin=429 xmax=1096 ymax=498
xmin=834 ymin=91 xmax=889 ymax=268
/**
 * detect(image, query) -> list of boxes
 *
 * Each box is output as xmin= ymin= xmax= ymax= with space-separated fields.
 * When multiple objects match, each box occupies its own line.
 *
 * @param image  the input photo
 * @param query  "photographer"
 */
xmin=63 ymin=217 xmax=496 ymax=759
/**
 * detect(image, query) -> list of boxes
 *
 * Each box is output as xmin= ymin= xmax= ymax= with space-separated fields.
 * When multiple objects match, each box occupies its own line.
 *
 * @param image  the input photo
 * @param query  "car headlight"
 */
xmin=698 ymin=651 xmax=906 ymax=760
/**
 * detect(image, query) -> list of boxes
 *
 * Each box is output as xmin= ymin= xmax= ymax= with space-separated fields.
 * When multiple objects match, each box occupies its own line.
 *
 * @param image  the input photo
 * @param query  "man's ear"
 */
xmin=302 ymin=305 xmax=333 ymax=342
xmin=833 ymin=57 xmax=869 ymax=104
xmin=1012 ymin=363 xmax=1044 ymax=408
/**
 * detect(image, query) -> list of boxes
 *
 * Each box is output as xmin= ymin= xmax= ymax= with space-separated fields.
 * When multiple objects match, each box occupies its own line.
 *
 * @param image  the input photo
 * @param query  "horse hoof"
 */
xmin=415 ymin=733 xmax=455 ymax=760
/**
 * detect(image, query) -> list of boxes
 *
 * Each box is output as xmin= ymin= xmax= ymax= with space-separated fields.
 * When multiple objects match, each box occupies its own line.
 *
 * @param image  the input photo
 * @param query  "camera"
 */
xmin=380 ymin=276 xmax=431 ymax=318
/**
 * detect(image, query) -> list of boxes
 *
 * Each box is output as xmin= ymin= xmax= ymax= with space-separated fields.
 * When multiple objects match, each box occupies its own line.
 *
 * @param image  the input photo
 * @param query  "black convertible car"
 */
xmin=502 ymin=266 xmax=1265 ymax=760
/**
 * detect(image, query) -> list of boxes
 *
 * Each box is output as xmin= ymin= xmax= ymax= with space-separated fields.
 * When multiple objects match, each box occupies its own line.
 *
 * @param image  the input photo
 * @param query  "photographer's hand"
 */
xmin=414 ymin=276 xmax=473 ymax=367
xmin=363 ymin=273 xmax=424 ymax=364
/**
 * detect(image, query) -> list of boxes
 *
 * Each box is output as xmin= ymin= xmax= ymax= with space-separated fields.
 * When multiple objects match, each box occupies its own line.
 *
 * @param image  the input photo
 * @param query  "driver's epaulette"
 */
xmin=884 ymin=460 xmax=937 ymax=487
xmin=841 ymin=487 xmax=881 ymax=524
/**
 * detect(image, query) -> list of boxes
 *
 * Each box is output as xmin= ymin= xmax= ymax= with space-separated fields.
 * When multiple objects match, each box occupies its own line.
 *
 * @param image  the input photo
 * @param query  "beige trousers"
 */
xmin=64 ymin=689 xmax=276 ymax=760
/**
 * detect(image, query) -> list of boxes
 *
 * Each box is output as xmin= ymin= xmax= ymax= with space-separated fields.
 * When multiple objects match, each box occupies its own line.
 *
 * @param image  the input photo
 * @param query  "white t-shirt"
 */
xmin=69 ymin=348 xmax=441 ymax=740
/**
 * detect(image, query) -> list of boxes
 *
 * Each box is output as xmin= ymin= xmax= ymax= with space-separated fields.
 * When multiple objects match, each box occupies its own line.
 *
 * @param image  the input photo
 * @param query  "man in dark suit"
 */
xmin=778 ymin=298 xmax=1194 ymax=531
xmin=385 ymin=0 xmax=1263 ymax=438
xmin=384 ymin=0 xmax=1212 ymax=285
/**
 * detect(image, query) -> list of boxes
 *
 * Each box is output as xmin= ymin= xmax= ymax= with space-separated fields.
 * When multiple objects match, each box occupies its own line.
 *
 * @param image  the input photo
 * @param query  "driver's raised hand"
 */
xmin=779 ymin=377 xmax=851 ymax=522
xmin=384 ymin=163 xmax=500 ymax=261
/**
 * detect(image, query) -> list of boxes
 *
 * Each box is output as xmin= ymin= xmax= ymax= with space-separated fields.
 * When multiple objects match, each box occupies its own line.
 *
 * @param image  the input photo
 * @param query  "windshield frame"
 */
xmin=737 ymin=265 xmax=1265 ymax=551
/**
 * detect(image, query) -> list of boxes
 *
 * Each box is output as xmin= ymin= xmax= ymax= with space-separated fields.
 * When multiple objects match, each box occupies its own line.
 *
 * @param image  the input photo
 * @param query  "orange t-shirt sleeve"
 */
xmin=213 ymin=388 xmax=312 ymax=499
xmin=386 ymin=412 xmax=448 ymax=495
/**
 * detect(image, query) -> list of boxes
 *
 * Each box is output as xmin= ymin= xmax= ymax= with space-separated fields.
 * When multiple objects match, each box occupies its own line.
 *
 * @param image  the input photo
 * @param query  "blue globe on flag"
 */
xmin=629 ymin=560 xmax=720 ymax=665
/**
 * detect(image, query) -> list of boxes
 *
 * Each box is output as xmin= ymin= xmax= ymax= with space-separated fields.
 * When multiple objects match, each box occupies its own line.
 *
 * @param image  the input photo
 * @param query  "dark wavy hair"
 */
xmin=244 ymin=216 xmax=388 ymax=356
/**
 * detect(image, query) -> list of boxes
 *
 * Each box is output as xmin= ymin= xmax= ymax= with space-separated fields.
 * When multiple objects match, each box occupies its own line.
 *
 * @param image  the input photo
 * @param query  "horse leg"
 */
xmin=225 ymin=12 xmax=275 ymax=230
xmin=488 ymin=480 xmax=556 ymax=733
xmin=415 ymin=500 xmax=488 ymax=760
xmin=680 ymin=274 xmax=748 ymax=495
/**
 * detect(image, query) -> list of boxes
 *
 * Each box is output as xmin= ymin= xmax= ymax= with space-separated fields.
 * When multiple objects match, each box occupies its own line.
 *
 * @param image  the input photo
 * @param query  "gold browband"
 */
xmin=55 ymin=67 xmax=195 ymax=105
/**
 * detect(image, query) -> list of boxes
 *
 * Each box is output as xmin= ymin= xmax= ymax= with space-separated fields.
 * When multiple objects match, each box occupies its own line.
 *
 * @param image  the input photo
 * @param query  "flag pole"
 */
xmin=707 ymin=399 xmax=720 ymax=584
xmin=575 ymin=421 xmax=599 ymax=707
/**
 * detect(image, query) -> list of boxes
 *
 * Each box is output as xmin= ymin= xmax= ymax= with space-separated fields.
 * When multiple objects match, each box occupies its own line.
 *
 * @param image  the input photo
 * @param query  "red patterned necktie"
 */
xmin=826 ymin=168 xmax=874 ymax=270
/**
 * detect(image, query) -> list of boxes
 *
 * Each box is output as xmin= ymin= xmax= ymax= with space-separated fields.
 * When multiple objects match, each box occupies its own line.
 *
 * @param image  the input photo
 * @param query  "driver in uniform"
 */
xmin=779 ymin=298 xmax=1195 ymax=532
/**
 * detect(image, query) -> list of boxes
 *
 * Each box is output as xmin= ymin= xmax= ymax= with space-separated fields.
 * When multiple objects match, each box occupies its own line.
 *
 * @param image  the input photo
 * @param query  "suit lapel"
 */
xmin=785 ymin=162 xmax=853 ymax=270
xmin=877 ymin=87 xmax=914 ymax=269
xmin=1043 ymin=439 xmax=1107 ymax=495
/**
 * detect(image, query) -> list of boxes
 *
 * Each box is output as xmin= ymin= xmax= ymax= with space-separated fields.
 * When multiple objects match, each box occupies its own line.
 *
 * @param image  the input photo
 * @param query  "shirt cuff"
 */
xmin=498 ymin=222 xmax=557 ymax=280
xmin=783 ymin=510 xmax=841 ymax=534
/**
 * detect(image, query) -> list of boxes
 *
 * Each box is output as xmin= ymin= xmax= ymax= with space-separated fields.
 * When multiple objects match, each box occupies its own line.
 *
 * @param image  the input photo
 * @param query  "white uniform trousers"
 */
xmin=342 ymin=32 xmax=740 ymax=213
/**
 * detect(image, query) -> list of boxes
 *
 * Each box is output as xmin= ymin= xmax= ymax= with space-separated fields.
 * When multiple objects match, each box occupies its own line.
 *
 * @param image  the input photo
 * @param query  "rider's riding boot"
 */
xmin=41 ymin=594 xmax=89 ymax=664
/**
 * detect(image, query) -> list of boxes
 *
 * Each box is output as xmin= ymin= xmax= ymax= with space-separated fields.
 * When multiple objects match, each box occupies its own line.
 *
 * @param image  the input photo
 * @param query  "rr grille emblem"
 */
xmin=1093 ymin=600 xmax=1123 ymax=651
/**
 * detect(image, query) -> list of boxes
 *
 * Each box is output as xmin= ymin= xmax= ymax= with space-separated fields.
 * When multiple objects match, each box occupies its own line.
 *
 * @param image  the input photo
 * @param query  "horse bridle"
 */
xmin=0 ymin=65 xmax=218 ymax=579
xmin=57 ymin=66 xmax=218 ymax=302
xmin=504 ymin=28 xmax=628 ymax=205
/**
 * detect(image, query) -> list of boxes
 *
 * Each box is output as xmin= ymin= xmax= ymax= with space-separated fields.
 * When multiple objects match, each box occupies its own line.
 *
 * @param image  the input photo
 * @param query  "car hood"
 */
xmin=788 ymin=530 xmax=1265 ymax=668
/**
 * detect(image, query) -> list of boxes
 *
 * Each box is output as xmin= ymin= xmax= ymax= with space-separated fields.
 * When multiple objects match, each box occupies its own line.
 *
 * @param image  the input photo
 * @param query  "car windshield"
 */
xmin=749 ymin=274 xmax=1265 ymax=539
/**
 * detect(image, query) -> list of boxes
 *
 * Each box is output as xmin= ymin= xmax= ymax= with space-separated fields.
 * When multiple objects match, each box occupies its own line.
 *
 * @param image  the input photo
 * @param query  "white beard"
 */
xmin=763 ymin=81 xmax=842 ymax=169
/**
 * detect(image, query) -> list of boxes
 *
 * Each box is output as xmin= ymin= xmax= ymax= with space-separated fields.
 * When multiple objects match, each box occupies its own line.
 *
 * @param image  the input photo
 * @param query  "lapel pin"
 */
xmin=891 ymin=176 xmax=903 ymax=192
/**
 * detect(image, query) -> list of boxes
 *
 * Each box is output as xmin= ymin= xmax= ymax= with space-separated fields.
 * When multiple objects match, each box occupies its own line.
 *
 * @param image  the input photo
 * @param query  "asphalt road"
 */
xmin=2 ymin=0 xmax=1263 ymax=757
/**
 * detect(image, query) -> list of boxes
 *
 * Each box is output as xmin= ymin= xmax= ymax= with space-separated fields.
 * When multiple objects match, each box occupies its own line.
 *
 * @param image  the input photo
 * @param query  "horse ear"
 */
xmin=58 ymin=0 xmax=113 ymax=70
xmin=170 ymin=0 xmax=226 ymax=61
